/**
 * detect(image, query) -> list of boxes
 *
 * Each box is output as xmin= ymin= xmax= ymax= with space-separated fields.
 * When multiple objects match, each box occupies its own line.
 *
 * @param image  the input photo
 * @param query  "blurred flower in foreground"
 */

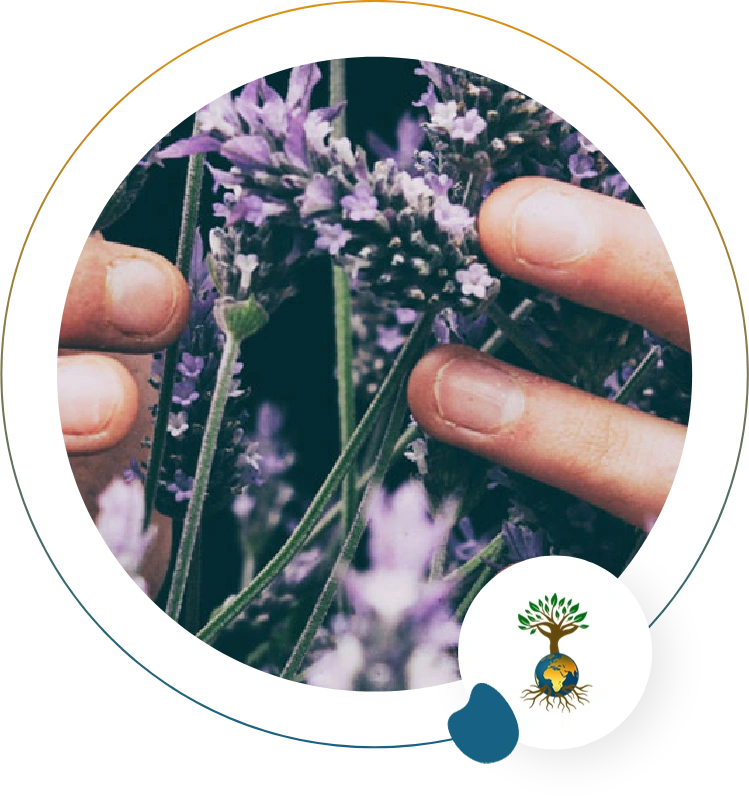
xmin=96 ymin=478 xmax=156 ymax=596
xmin=306 ymin=481 xmax=460 ymax=690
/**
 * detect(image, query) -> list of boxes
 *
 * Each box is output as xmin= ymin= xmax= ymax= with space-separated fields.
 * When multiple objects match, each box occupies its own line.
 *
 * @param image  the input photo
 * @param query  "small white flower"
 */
xmin=455 ymin=262 xmax=494 ymax=299
xmin=430 ymin=100 xmax=458 ymax=133
xmin=332 ymin=137 xmax=356 ymax=167
xmin=404 ymin=438 xmax=429 ymax=476
xmin=236 ymin=253 xmax=259 ymax=293
xmin=397 ymin=173 xmax=434 ymax=208
xmin=167 ymin=411 xmax=189 ymax=438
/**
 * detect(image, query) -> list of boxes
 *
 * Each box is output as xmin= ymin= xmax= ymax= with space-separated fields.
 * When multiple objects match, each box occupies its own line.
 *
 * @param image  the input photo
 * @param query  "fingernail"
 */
xmin=106 ymin=258 xmax=177 ymax=336
xmin=512 ymin=190 xmax=595 ymax=267
xmin=58 ymin=357 xmax=122 ymax=436
xmin=435 ymin=357 xmax=525 ymax=433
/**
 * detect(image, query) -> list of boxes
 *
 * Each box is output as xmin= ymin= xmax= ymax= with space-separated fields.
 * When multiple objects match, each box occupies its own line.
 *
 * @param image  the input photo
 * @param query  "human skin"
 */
xmin=59 ymin=178 xmax=687 ymax=554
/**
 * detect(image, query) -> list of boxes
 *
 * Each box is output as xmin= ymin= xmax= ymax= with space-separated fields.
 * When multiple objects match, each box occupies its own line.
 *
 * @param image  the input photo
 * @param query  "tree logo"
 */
xmin=518 ymin=594 xmax=592 ymax=712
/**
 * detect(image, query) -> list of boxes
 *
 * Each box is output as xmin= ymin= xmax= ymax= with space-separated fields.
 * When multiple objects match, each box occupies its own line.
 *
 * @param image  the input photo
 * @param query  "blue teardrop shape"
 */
xmin=448 ymin=682 xmax=519 ymax=763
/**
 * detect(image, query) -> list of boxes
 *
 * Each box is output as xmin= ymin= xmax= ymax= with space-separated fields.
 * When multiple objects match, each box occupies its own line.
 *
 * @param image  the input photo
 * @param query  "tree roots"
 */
xmin=521 ymin=683 xmax=592 ymax=712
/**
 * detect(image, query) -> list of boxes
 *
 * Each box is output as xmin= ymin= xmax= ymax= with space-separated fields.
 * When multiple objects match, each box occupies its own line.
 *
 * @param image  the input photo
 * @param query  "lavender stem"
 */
xmin=143 ymin=122 xmax=204 ymax=529
xmin=166 ymin=332 xmax=240 ymax=621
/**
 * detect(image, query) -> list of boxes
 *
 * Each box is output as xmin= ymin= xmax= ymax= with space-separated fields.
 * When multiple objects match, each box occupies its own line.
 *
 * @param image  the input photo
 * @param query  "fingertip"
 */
xmin=478 ymin=177 xmax=551 ymax=272
xmin=61 ymin=237 xmax=191 ymax=352
xmin=59 ymin=354 xmax=139 ymax=453
xmin=407 ymin=345 xmax=477 ymax=435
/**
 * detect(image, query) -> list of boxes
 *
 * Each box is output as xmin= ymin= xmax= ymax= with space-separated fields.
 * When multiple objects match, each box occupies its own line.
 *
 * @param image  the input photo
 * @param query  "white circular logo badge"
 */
xmin=458 ymin=556 xmax=652 ymax=750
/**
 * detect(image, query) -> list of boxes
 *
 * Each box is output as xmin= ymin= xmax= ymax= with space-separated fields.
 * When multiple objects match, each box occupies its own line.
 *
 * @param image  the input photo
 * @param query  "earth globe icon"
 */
xmin=534 ymin=653 xmax=579 ymax=696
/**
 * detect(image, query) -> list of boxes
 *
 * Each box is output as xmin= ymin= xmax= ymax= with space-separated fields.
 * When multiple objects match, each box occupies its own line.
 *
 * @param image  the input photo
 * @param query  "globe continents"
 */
xmin=534 ymin=653 xmax=579 ymax=696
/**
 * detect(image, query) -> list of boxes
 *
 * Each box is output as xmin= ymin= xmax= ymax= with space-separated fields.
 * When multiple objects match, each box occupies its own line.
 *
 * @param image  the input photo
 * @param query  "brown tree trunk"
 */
xmin=549 ymin=633 xmax=561 ymax=654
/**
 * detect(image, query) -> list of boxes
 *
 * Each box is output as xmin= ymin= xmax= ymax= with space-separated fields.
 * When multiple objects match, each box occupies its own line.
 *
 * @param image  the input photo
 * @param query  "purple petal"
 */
xmin=235 ymin=79 xmax=262 ymax=130
xmin=220 ymin=135 xmax=273 ymax=168
xmin=287 ymin=63 xmax=322 ymax=110
xmin=157 ymin=134 xmax=221 ymax=160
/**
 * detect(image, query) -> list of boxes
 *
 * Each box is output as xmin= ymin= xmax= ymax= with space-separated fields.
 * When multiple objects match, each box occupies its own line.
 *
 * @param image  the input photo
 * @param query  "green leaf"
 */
xmin=580 ymin=625 xmax=589 ymax=629
xmin=555 ymin=610 xmax=560 ymax=619
xmin=519 ymin=625 xmax=528 ymax=631
xmin=535 ymin=614 xmax=542 ymax=620
xmin=529 ymin=602 xmax=540 ymax=612
xmin=518 ymin=614 xmax=529 ymax=625
xmin=569 ymin=603 xmax=579 ymax=614
xmin=545 ymin=595 xmax=549 ymax=602
xmin=558 ymin=598 xmax=565 ymax=607
xmin=562 ymin=607 xmax=568 ymax=614
xmin=551 ymin=593 xmax=558 ymax=606
xmin=573 ymin=612 xmax=587 ymax=623
xmin=530 ymin=629 xmax=537 ymax=635
xmin=544 ymin=603 xmax=550 ymax=613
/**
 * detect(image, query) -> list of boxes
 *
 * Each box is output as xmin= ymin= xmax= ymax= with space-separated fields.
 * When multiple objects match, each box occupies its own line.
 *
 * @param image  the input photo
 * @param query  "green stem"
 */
xmin=329 ymin=58 xmax=347 ymax=139
xmin=455 ymin=552 xmax=500 ymax=622
xmin=329 ymin=60 xmax=355 ymax=543
xmin=143 ymin=124 xmax=205 ymax=529
xmin=281 ymin=375 xmax=412 ymax=680
xmin=196 ymin=309 xmax=436 ymax=644
xmin=614 ymin=345 xmax=661 ymax=405
xmin=486 ymin=302 xmax=567 ymax=383
xmin=332 ymin=266 xmax=355 ymax=613
xmin=446 ymin=527 xmax=506 ymax=586
xmin=165 ymin=333 xmax=240 ymax=621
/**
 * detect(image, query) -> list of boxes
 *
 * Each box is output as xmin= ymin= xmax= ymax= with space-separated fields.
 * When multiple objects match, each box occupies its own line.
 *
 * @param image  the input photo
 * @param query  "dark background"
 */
xmin=11 ymin=8 xmax=743 ymax=776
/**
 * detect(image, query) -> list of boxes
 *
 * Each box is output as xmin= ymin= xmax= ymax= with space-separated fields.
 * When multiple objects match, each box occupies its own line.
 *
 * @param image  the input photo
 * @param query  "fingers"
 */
xmin=59 ymin=353 xmax=139 ymax=453
xmin=60 ymin=233 xmax=190 ymax=353
xmin=408 ymin=346 xmax=686 ymax=527
xmin=65 ymin=351 xmax=172 ymax=599
xmin=478 ymin=178 xmax=690 ymax=351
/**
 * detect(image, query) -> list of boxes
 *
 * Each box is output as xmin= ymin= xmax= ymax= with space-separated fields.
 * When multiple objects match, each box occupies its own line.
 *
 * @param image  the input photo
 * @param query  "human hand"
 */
xmin=408 ymin=177 xmax=688 ymax=529
xmin=59 ymin=234 xmax=190 ymax=596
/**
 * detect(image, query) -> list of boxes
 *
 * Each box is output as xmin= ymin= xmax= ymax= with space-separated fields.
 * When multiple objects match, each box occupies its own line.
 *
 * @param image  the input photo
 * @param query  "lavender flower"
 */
xmin=451 ymin=109 xmax=487 ymax=143
xmin=150 ymin=231 xmax=263 ymax=518
xmin=306 ymin=482 xmax=459 ymax=690
xmin=455 ymin=262 xmax=493 ymax=298
xmin=96 ymin=478 xmax=156 ymax=595
xmin=314 ymin=221 xmax=352 ymax=255
xmin=161 ymin=63 xmax=498 ymax=312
